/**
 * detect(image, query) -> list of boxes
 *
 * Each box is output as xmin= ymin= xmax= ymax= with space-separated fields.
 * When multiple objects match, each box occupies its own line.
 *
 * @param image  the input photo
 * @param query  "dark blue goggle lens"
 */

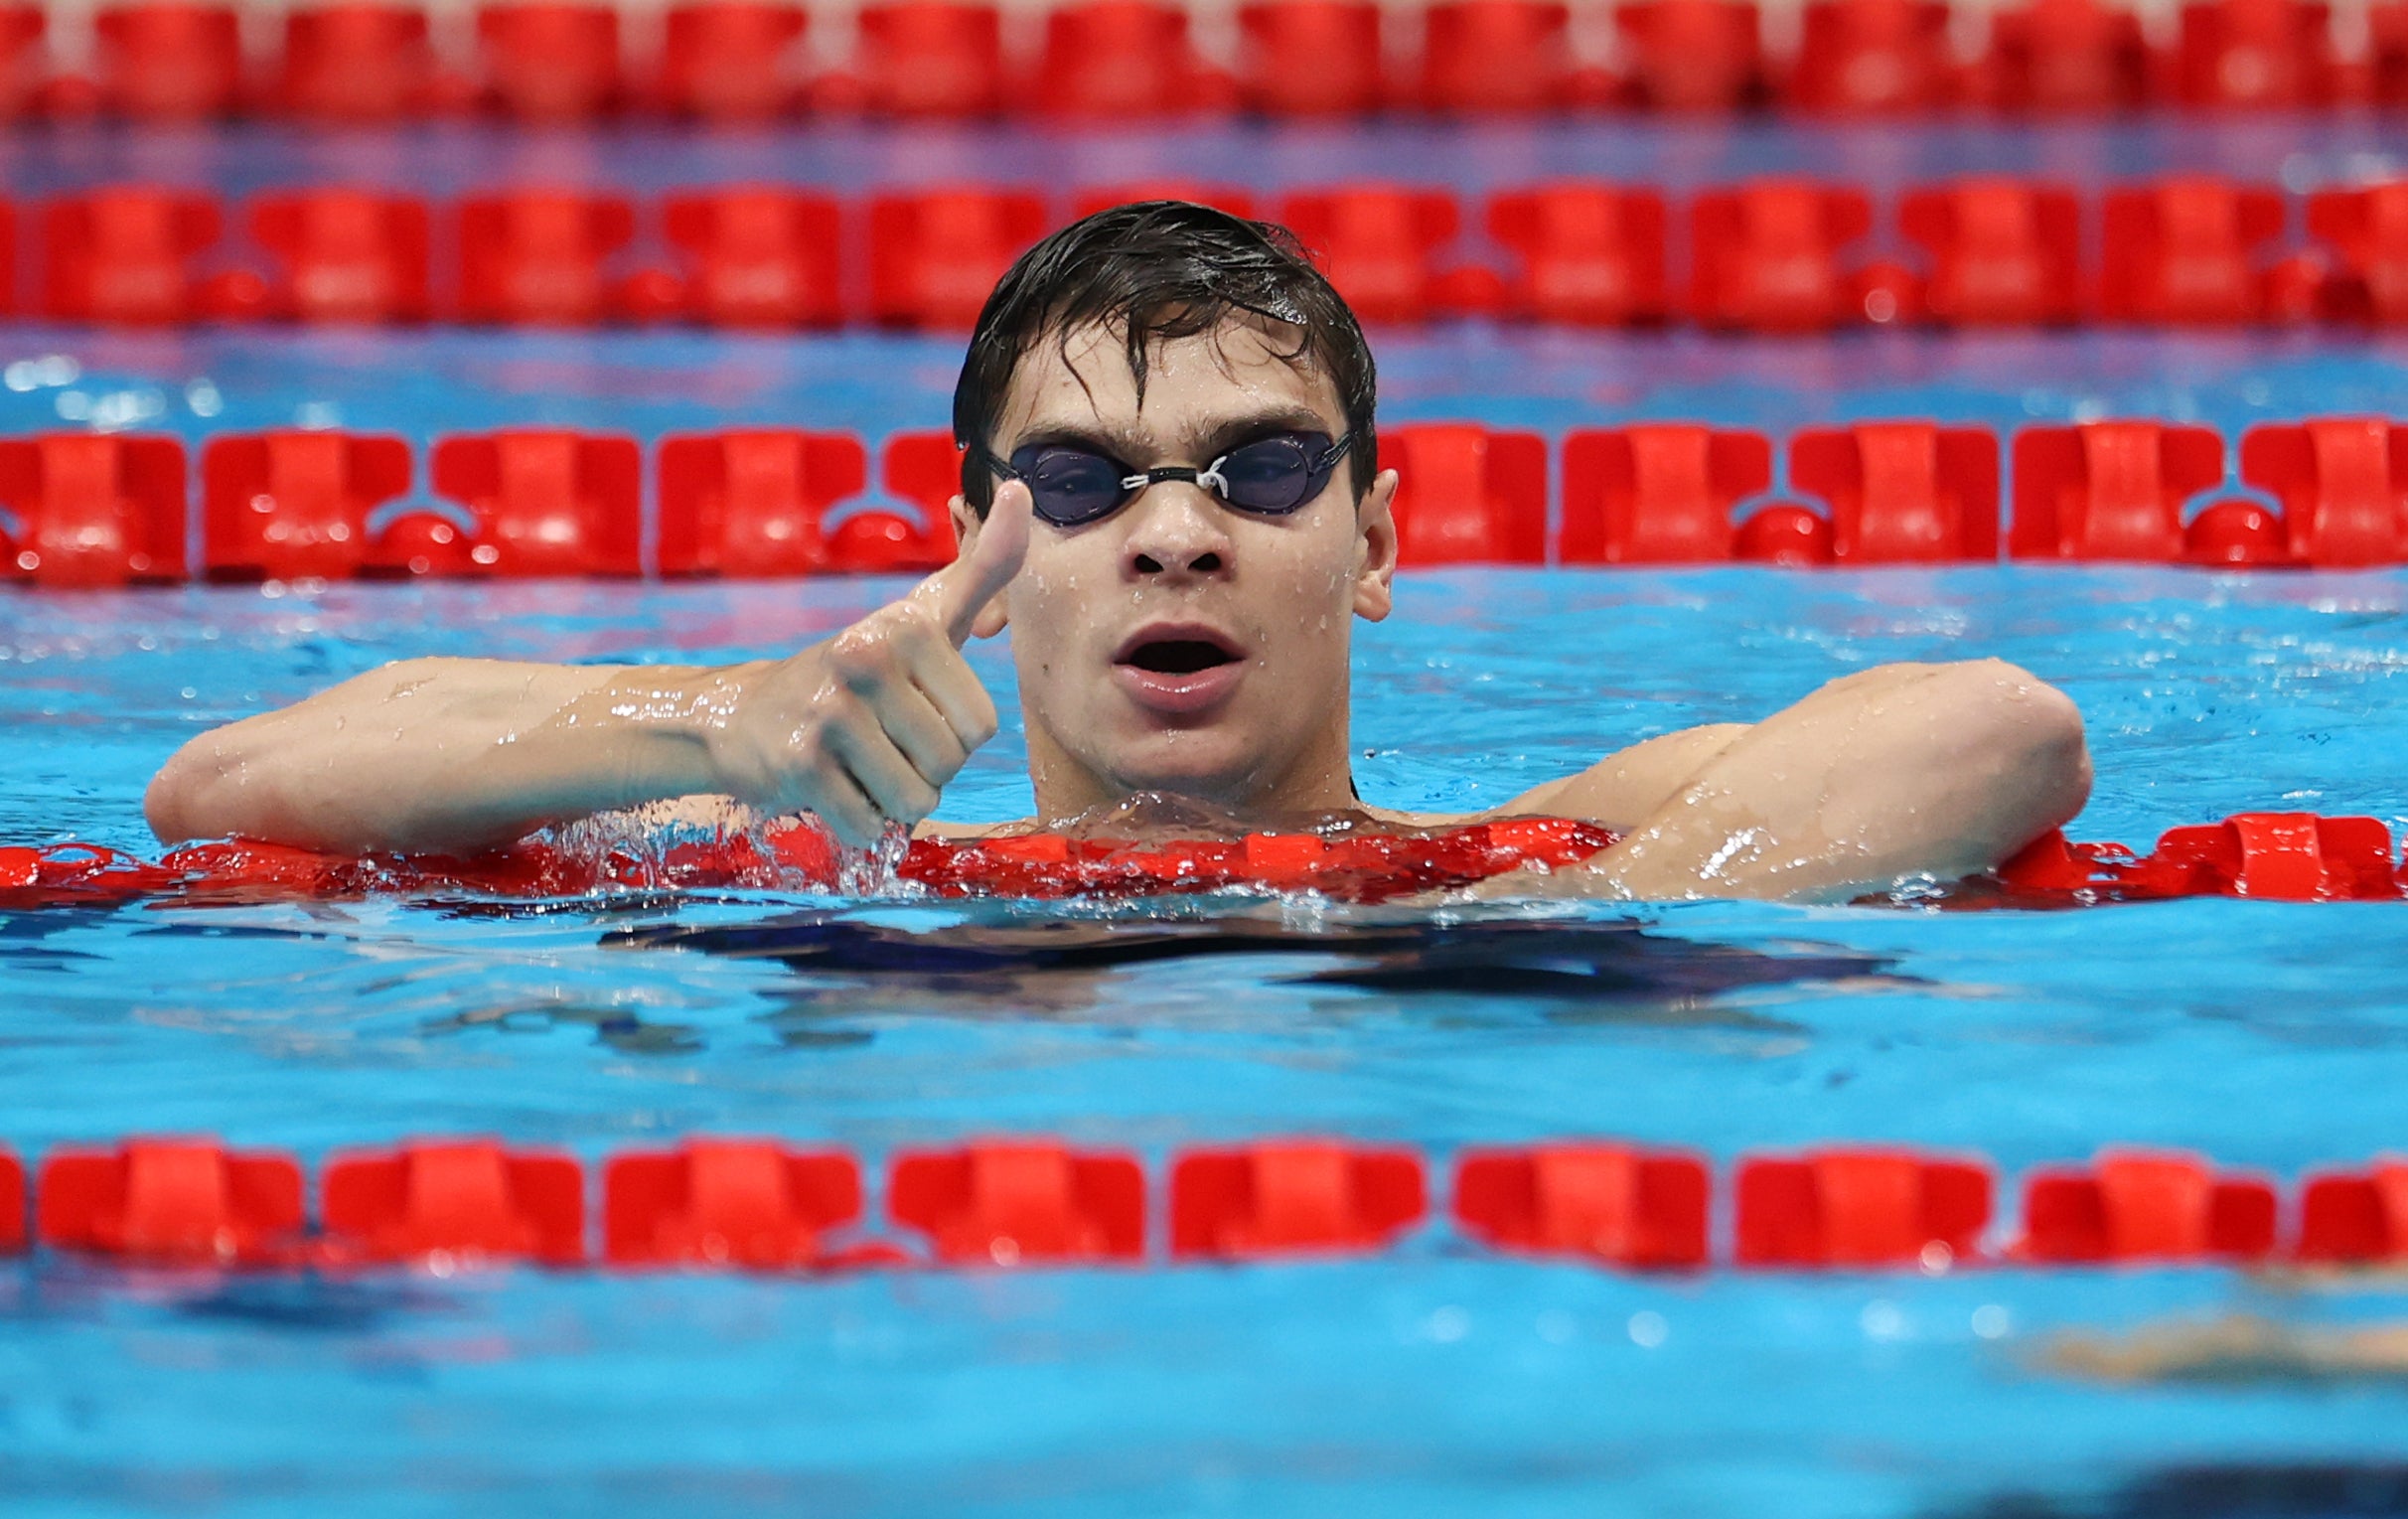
xmin=1006 ymin=432 xmax=1345 ymax=527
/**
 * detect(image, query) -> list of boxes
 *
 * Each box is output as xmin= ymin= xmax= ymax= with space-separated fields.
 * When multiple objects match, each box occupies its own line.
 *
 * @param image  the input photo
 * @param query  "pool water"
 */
xmin=8 ymin=122 xmax=2408 ymax=1518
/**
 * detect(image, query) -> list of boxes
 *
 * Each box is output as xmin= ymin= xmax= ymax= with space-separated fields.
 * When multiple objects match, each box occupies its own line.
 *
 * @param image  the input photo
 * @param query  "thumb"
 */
xmin=913 ymin=478 xmax=1032 ymax=648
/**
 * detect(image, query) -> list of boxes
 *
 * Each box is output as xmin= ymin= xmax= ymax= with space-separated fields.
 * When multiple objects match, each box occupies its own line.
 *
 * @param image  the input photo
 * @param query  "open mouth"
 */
xmin=1122 ymin=639 xmax=1241 ymax=676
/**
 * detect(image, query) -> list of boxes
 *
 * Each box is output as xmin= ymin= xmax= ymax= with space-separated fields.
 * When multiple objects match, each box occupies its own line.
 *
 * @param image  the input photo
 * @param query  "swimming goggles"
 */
xmin=974 ymin=430 xmax=1354 ymax=528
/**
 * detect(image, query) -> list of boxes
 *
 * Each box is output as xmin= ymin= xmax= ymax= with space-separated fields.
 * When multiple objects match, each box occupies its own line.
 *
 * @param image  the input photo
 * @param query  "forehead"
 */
xmin=993 ymin=316 xmax=1346 ymax=446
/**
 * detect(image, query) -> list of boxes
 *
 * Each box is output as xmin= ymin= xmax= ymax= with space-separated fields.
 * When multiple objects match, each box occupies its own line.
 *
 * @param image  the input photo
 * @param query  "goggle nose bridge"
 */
xmin=1117 ymin=462 xmax=1232 ymax=501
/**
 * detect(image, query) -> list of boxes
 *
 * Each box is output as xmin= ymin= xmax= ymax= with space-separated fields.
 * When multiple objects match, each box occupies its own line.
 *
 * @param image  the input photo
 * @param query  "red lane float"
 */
xmin=1452 ymin=1142 xmax=1710 ymax=1268
xmin=1378 ymin=423 xmax=1549 ymax=564
xmin=1735 ymin=1147 xmax=1993 ymax=1267
xmin=1171 ymin=1140 xmax=1426 ymax=1259
xmin=321 ymin=1139 xmax=585 ymax=1267
xmin=660 ymin=0 xmax=810 ymax=120
xmin=605 ymin=1139 xmax=865 ymax=1268
xmin=2015 ymin=1149 xmax=2279 ymax=1264
xmin=0 ymin=433 xmax=188 ymax=587
xmin=38 ymin=1139 xmax=306 ymax=1265
xmin=891 ymin=1141 xmax=1145 ymax=1265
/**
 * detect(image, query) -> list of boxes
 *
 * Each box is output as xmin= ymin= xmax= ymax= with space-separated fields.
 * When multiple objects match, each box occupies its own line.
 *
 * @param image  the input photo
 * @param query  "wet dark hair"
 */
xmin=951 ymin=200 xmax=1377 ymax=516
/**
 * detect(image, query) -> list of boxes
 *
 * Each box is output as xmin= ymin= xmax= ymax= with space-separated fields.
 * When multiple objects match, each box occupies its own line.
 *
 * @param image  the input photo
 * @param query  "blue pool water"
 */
xmin=9 ymin=121 xmax=2408 ymax=1517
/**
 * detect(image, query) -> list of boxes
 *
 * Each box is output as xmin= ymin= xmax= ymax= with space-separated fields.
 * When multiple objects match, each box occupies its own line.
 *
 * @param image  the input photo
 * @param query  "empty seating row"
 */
xmin=5 ymin=417 xmax=2405 ymax=588
xmin=17 ymin=1135 xmax=2407 ymax=1270
xmin=19 ymin=176 xmax=2408 ymax=332
xmin=4 ymin=0 xmax=2406 ymax=123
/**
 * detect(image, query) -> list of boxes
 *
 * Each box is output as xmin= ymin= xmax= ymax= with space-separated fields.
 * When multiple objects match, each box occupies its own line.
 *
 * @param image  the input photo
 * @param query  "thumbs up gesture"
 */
xmin=704 ymin=482 xmax=1033 ymax=846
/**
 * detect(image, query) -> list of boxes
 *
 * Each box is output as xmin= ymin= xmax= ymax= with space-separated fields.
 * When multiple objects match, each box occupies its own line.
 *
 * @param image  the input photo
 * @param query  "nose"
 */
xmin=1121 ymin=481 xmax=1235 ymax=581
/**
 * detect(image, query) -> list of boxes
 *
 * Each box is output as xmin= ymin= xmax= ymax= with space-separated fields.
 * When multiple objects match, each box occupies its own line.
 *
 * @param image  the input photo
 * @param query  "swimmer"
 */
xmin=143 ymin=202 xmax=2093 ymax=901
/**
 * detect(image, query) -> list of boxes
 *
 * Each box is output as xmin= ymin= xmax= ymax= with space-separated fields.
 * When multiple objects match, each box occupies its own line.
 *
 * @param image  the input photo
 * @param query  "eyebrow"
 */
xmin=1007 ymin=404 xmax=1340 ymax=463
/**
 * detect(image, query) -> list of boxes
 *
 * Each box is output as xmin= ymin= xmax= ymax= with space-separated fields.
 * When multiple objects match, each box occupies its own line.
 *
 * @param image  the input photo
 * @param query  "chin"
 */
xmin=1097 ymin=730 xmax=1275 ymax=803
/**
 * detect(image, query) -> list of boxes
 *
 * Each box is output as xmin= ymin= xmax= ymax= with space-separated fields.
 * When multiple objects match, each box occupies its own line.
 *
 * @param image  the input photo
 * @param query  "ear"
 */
xmin=1351 ymin=468 xmax=1400 ymax=623
xmin=949 ymin=493 xmax=1012 ymax=636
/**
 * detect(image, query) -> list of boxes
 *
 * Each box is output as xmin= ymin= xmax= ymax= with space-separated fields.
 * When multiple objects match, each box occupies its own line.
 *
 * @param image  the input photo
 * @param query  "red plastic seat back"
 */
xmin=203 ymin=430 xmax=412 ymax=580
xmin=890 ymin=1142 xmax=1145 ymax=1265
xmin=2307 ymin=183 xmax=2408 ymax=323
xmin=867 ymin=189 xmax=1048 ymax=329
xmin=280 ymin=5 xmax=434 ymax=120
xmin=251 ymin=190 xmax=431 ymax=323
xmin=1689 ymin=182 xmax=1874 ymax=331
xmin=661 ymin=1 xmax=808 ymax=119
xmin=1789 ymin=0 xmax=1956 ymax=113
xmin=2149 ymin=812 xmax=2398 ymax=899
xmin=1985 ymin=0 xmax=2151 ymax=110
xmin=663 ymin=188 xmax=842 ymax=328
xmin=0 ymin=434 xmax=188 ymax=586
xmin=1452 ymin=1143 xmax=1709 ymax=1267
xmin=855 ymin=2 xmax=1004 ymax=116
xmin=1381 ymin=423 xmax=1548 ymax=564
xmin=42 ymin=188 xmax=222 ymax=325
xmin=1488 ymin=184 xmax=1668 ymax=325
xmin=1788 ymin=422 xmax=2000 ymax=562
xmin=605 ymin=1139 xmax=861 ymax=1268
xmin=2018 ymin=1150 xmax=2279 ymax=1262
xmin=1237 ymin=1 xmax=1384 ymax=116
xmin=2010 ymin=421 xmax=2226 ymax=561
xmin=2176 ymin=0 xmax=2335 ymax=107
xmin=2097 ymin=178 xmax=2286 ymax=323
xmin=1170 ymin=1141 xmax=1425 ymax=1258
xmin=322 ymin=1139 xmax=586 ymax=1266
xmin=2237 ymin=417 xmax=2408 ymax=566
xmin=457 ymin=192 xmax=636 ymax=326
xmin=1614 ymin=0 xmax=1766 ymax=109
xmin=95 ymin=2 xmax=241 ymax=119
xmin=1561 ymin=423 xmax=1772 ymax=562
xmin=477 ymin=2 xmax=622 ymax=120
xmin=39 ymin=1139 xmax=305 ymax=1263
xmin=1421 ymin=0 xmax=1577 ymax=111
xmin=2295 ymin=1161 xmax=2408 ymax=1263
xmin=1279 ymin=187 xmax=1461 ymax=323
xmin=657 ymin=429 xmax=871 ymax=576
xmin=1040 ymin=2 xmax=1220 ymax=116
xmin=428 ymin=430 xmax=643 ymax=575
xmin=1899 ymin=179 xmax=2083 ymax=325
xmin=1736 ymin=1148 xmax=1993 ymax=1267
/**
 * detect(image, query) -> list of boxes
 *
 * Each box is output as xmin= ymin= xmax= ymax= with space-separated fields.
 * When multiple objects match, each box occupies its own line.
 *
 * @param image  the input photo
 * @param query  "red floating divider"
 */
xmin=42 ymin=188 xmax=226 ymax=326
xmin=39 ymin=1139 xmax=306 ymax=1265
xmin=1983 ymin=0 xmax=2151 ymax=109
xmin=1452 ymin=1142 xmax=1710 ymax=1268
xmin=1788 ymin=0 xmax=1958 ymax=114
xmin=278 ymin=4 xmax=438 ymax=121
xmin=1736 ymin=1147 xmax=1993 ymax=1267
xmin=1690 ymin=180 xmax=1878 ymax=331
xmin=202 ymin=430 xmax=413 ymax=581
xmin=2307 ymin=182 xmax=2408 ymax=325
xmin=0 ymin=434 xmax=187 ymax=586
xmin=661 ymin=0 xmax=809 ymax=119
xmin=321 ymin=1139 xmax=585 ymax=1267
xmin=662 ymin=187 xmax=842 ymax=329
xmin=1040 ymin=1 xmax=1228 ymax=116
xmin=2175 ymin=0 xmax=2336 ymax=108
xmin=1899 ymin=179 xmax=2083 ymax=326
xmin=1420 ymin=0 xmax=1589 ymax=113
xmin=2237 ymin=417 xmax=2408 ymax=566
xmin=2147 ymin=812 xmax=2398 ymax=900
xmin=250 ymin=190 xmax=432 ymax=324
xmin=867 ymin=188 xmax=1047 ymax=329
xmin=0 ymin=7 xmax=42 ymax=122
xmin=427 ymin=430 xmax=643 ymax=576
xmin=1171 ymin=1140 xmax=1425 ymax=1259
xmin=2016 ymin=1149 xmax=2279 ymax=1263
xmin=1279 ymin=186 xmax=1467 ymax=323
xmin=456 ymin=191 xmax=637 ymax=327
xmin=607 ymin=1139 xmax=863 ymax=1268
xmin=1787 ymin=421 xmax=2000 ymax=562
xmin=1236 ymin=0 xmax=1385 ymax=116
xmin=851 ymin=1 xmax=1004 ymax=116
xmin=657 ymin=429 xmax=872 ymax=577
xmin=0 ymin=1147 xmax=18 ymax=1253
xmin=476 ymin=1 xmax=622 ymax=120
xmin=2010 ymin=421 xmax=2226 ymax=562
xmin=1614 ymin=0 xmax=1768 ymax=110
xmin=94 ymin=2 xmax=241 ymax=119
xmin=2295 ymin=1159 xmax=2408 ymax=1263
xmin=890 ymin=1141 xmax=1145 ymax=1265
xmin=1488 ymin=183 xmax=1669 ymax=326
xmin=1560 ymin=422 xmax=1774 ymax=563
xmin=1380 ymin=423 xmax=1548 ymax=565
xmin=2098 ymin=178 xmax=2289 ymax=324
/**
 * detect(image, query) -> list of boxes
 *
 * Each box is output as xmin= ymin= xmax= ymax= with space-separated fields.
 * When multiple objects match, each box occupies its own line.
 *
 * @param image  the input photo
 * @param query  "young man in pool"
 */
xmin=145 ymin=202 xmax=2092 ymax=901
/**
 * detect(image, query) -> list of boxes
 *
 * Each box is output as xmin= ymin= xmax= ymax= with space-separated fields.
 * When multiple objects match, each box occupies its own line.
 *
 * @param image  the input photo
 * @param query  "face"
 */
xmin=950 ymin=316 xmax=1399 ymax=823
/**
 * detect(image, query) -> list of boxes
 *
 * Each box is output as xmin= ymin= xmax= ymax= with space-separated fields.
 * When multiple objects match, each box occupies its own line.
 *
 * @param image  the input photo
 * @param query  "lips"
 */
xmin=1111 ymin=622 xmax=1248 ymax=715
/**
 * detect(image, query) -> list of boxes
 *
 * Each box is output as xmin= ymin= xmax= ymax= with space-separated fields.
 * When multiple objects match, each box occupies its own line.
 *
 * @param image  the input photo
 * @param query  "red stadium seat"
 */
xmin=202 ymin=430 xmax=413 ymax=580
xmin=606 ymin=1139 xmax=863 ymax=1268
xmin=0 ymin=7 xmax=46 ymax=120
xmin=1614 ymin=0 xmax=1766 ymax=109
xmin=852 ymin=2 xmax=1004 ymax=116
xmin=2010 ymin=421 xmax=2227 ymax=561
xmin=1279 ymin=186 xmax=1463 ymax=323
xmin=657 ymin=430 xmax=872 ymax=576
xmin=1689 ymin=181 xmax=1877 ymax=331
xmin=1560 ymin=423 xmax=1774 ymax=562
xmin=1787 ymin=0 xmax=1957 ymax=113
xmin=250 ymin=190 xmax=431 ymax=323
xmin=456 ymin=191 xmax=636 ymax=326
xmin=890 ymin=1142 xmax=1145 ymax=1265
xmin=1380 ymin=423 xmax=1548 ymax=564
xmin=1983 ymin=0 xmax=2151 ymax=110
xmin=1735 ymin=1148 xmax=1993 ymax=1267
xmin=279 ymin=5 xmax=435 ymax=119
xmin=1069 ymin=183 xmax=1258 ymax=220
xmin=1237 ymin=1 xmax=1385 ymax=116
xmin=1898 ymin=179 xmax=2083 ymax=325
xmin=660 ymin=1 xmax=808 ymax=119
xmin=1170 ymin=1141 xmax=1424 ymax=1259
xmin=321 ymin=1139 xmax=586 ymax=1267
xmin=2237 ymin=417 xmax=2408 ymax=566
xmin=2307 ymin=182 xmax=2408 ymax=324
xmin=94 ymin=2 xmax=241 ymax=119
xmin=1787 ymin=421 xmax=2000 ymax=562
xmin=867 ymin=189 xmax=1048 ymax=329
xmin=476 ymin=2 xmax=622 ymax=120
xmin=2295 ymin=1161 xmax=2408 ymax=1263
xmin=0 ymin=434 xmax=187 ymax=586
xmin=2016 ymin=1150 xmax=2279 ymax=1263
xmin=2175 ymin=0 xmax=2335 ymax=107
xmin=2149 ymin=812 xmax=2398 ymax=898
xmin=41 ymin=188 xmax=225 ymax=325
xmin=2096 ymin=178 xmax=2287 ymax=323
xmin=1040 ymin=2 xmax=1227 ymax=116
xmin=39 ymin=1139 xmax=305 ymax=1265
xmin=427 ymin=430 xmax=643 ymax=575
xmin=1487 ymin=184 xmax=1669 ymax=325
xmin=1452 ymin=1144 xmax=1710 ymax=1268
xmin=1419 ymin=0 xmax=1585 ymax=112
xmin=663 ymin=188 xmax=842 ymax=328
